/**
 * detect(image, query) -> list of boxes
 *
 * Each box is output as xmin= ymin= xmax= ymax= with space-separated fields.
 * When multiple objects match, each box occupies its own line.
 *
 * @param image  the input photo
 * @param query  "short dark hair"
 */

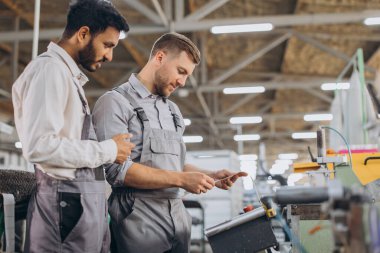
xmin=150 ymin=33 xmax=201 ymax=65
xmin=63 ymin=0 xmax=129 ymax=39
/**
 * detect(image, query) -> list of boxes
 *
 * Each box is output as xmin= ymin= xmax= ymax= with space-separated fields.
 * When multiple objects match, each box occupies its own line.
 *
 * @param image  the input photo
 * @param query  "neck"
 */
xmin=57 ymin=39 xmax=79 ymax=63
xmin=137 ymin=64 xmax=155 ymax=94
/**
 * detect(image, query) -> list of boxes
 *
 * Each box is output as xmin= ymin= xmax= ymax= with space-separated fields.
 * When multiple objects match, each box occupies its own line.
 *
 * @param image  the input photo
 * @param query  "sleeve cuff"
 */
xmin=100 ymin=139 xmax=117 ymax=164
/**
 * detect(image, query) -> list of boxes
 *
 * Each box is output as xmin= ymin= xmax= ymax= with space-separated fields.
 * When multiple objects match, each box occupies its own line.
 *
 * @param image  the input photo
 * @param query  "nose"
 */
xmin=177 ymin=76 xmax=187 ymax=87
xmin=105 ymin=49 xmax=113 ymax=62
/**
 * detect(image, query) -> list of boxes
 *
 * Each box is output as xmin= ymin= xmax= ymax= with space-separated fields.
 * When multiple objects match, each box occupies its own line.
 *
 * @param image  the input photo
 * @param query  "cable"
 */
xmin=320 ymin=125 xmax=353 ymax=171
xmin=273 ymin=205 xmax=309 ymax=253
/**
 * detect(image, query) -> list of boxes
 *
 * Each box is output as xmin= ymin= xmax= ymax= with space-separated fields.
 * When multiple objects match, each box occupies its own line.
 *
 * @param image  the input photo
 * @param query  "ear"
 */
xmin=76 ymin=26 xmax=91 ymax=44
xmin=154 ymin=50 xmax=166 ymax=64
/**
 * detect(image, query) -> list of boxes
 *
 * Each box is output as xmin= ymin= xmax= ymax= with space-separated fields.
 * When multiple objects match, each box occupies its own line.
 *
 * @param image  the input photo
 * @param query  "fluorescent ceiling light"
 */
xmin=211 ymin=23 xmax=273 ymax=34
xmin=183 ymin=118 xmax=191 ymax=126
xmin=364 ymin=17 xmax=380 ymax=26
xmin=196 ymin=155 xmax=214 ymax=158
xmin=269 ymin=168 xmax=286 ymax=175
xmin=234 ymin=134 xmax=260 ymax=141
xmin=321 ymin=82 xmax=350 ymax=91
xmin=275 ymin=159 xmax=293 ymax=165
xmin=239 ymin=154 xmax=258 ymax=161
xmin=303 ymin=113 xmax=333 ymax=122
xmin=183 ymin=136 xmax=203 ymax=143
xmin=292 ymin=132 xmax=317 ymax=139
xmin=15 ymin=141 xmax=22 ymax=149
xmin=119 ymin=31 xmax=127 ymax=40
xmin=240 ymin=160 xmax=257 ymax=169
xmin=223 ymin=86 xmax=265 ymax=94
xmin=271 ymin=163 xmax=289 ymax=170
xmin=230 ymin=116 xmax=262 ymax=124
xmin=278 ymin=153 xmax=298 ymax=160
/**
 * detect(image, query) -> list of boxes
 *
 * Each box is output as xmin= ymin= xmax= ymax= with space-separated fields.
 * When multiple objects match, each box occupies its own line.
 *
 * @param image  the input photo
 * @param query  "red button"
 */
xmin=243 ymin=205 xmax=254 ymax=213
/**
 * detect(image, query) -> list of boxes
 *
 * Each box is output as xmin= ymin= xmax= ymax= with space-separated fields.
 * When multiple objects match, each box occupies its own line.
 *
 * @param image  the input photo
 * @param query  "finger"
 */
xmin=237 ymin=172 xmax=248 ymax=177
xmin=121 ymin=133 xmax=133 ymax=139
xmin=225 ymin=178 xmax=233 ymax=187
xmin=127 ymin=142 xmax=136 ymax=148
xmin=203 ymin=181 xmax=214 ymax=190
xmin=200 ymin=186 xmax=208 ymax=194
xmin=205 ymin=176 xmax=216 ymax=186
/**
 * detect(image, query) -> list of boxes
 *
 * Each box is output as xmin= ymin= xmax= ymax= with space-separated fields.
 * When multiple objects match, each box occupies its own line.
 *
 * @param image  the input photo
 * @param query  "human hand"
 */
xmin=112 ymin=133 xmax=135 ymax=164
xmin=181 ymin=172 xmax=215 ymax=194
xmin=212 ymin=169 xmax=248 ymax=190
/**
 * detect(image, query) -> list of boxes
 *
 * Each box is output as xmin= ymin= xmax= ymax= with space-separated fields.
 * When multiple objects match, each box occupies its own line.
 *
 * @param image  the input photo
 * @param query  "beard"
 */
xmin=154 ymin=69 xmax=172 ymax=97
xmin=78 ymin=39 xmax=104 ymax=72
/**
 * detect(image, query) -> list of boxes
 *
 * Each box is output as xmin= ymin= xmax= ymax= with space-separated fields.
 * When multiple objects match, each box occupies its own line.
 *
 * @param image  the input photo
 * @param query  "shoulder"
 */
xmin=167 ymin=99 xmax=183 ymax=117
xmin=94 ymin=86 xmax=134 ymax=114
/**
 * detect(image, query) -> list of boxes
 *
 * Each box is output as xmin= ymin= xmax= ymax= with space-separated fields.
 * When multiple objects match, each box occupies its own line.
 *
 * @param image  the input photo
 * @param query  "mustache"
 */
xmin=98 ymin=57 xmax=107 ymax=63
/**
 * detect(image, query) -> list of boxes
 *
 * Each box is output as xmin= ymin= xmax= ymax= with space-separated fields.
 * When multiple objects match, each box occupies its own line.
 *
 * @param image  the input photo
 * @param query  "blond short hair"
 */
xmin=150 ymin=33 xmax=201 ymax=64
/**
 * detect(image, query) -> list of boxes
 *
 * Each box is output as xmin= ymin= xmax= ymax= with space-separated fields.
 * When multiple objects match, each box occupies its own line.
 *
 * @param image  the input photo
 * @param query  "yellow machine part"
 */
xmin=350 ymin=152 xmax=380 ymax=185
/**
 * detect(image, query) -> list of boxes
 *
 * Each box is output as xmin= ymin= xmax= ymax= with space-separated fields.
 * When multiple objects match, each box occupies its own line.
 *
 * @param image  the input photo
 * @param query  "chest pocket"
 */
xmin=150 ymin=138 xmax=180 ymax=156
xmin=149 ymin=137 xmax=182 ymax=171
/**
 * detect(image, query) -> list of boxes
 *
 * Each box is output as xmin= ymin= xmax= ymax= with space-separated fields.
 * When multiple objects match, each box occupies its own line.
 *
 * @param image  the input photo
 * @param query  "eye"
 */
xmin=104 ymin=42 xmax=115 ymax=48
xmin=178 ymin=68 xmax=186 ymax=75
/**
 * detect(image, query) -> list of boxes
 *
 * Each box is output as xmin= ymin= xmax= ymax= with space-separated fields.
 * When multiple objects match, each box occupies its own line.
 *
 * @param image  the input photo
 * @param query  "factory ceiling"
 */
xmin=1 ymin=0 xmax=380 ymax=163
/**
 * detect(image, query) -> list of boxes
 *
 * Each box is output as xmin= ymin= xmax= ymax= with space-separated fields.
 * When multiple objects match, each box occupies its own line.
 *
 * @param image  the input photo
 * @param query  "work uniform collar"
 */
xmin=128 ymin=73 xmax=167 ymax=102
xmin=47 ymin=42 xmax=89 ymax=86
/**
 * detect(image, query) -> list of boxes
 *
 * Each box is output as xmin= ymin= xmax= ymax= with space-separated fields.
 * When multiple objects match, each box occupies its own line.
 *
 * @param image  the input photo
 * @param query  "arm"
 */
xmin=14 ymin=62 xmax=118 ymax=169
xmin=124 ymin=163 xmax=214 ymax=193
xmin=184 ymin=163 xmax=248 ymax=190
xmin=92 ymin=92 xmax=214 ymax=193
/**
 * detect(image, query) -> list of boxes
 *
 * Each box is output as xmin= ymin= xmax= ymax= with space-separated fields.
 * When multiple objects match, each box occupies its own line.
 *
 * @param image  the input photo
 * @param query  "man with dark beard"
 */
xmin=12 ymin=1 xmax=134 ymax=252
xmin=92 ymin=33 xmax=247 ymax=253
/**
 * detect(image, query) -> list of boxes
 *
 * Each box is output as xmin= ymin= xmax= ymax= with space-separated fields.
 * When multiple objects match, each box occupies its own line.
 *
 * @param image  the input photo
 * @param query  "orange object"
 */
xmin=243 ymin=205 xmax=254 ymax=213
xmin=308 ymin=225 xmax=323 ymax=235
xmin=293 ymin=162 xmax=320 ymax=173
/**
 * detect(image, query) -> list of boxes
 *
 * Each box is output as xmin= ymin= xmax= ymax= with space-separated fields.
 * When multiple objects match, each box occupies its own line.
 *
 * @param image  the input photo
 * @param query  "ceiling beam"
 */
xmin=3 ymin=10 xmax=380 ymax=41
xmin=191 ymin=111 xmax=331 ymax=122
xmin=0 ymin=0 xmax=34 ymax=25
xmin=183 ymin=0 xmax=230 ymax=21
xmin=220 ymin=93 xmax=259 ymax=116
xmin=119 ymin=40 xmax=147 ymax=68
xmin=302 ymin=88 xmax=333 ymax=104
xmin=84 ymin=78 xmax=346 ymax=97
xmin=175 ymin=0 xmax=184 ymax=21
xmin=188 ymin=76 xmax=224 ymax=148
xmin=151 ymin=0 xmax=169 ymax=27
xmin=208 ymin=33 xmax=291 ymax=85
xmin=292 ymin=31 xmax=376 ymax=74
xmin=122 ymin=0 xmax=163 ymax=25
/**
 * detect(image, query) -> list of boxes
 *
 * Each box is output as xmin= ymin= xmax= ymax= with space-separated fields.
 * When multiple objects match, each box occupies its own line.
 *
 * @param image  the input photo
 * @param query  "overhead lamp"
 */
xmin=240 ymin=160 xmax=257 ymax=169
xmin=119 ymin=31 xmax=127 ymax=40
xmin=15 ymin=141 xmax=22 ymax=149
xmin=183 ymin=135 xmax=203 ymax=143
xmin=230 ymin=116 xmax=262 ymax=124
xmin=239 ymin=154 xmax=258 ymax=161
xmin=303 ymin=113 xmax=333 ymax=122
xmin=271 ymin=163 xmax=289 ymax=170
xmin=223 ymin=86 xmax=265 ymax=94
xmin=233 ymin=134 xmax=260 ymax=141
xmin=291 ymin=132 xmax=317 ymax=139
xmin=321 ymin=82 xmax=350 ymax=91
xmin=278 ymin=153 xmax=298 ymax=160
xmin=211 ymin=23 xmax=274 ymax=34
xmin=196 ymin=155 xmax=214 ymax=158
xmin=275 ymin=159 xmax=293 ymax=165
xmin=364 ymin=17 xmax=380 ymax=26
xmin=183 ymin=119 xmax=191 ymax=126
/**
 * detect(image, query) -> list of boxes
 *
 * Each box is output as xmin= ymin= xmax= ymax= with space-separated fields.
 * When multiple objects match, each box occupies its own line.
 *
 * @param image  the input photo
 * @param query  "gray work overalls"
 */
xmin=24 ymin=81 xmax=110 ymax=253
xmin=109 ymin=87 xmax=191 ymax=253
